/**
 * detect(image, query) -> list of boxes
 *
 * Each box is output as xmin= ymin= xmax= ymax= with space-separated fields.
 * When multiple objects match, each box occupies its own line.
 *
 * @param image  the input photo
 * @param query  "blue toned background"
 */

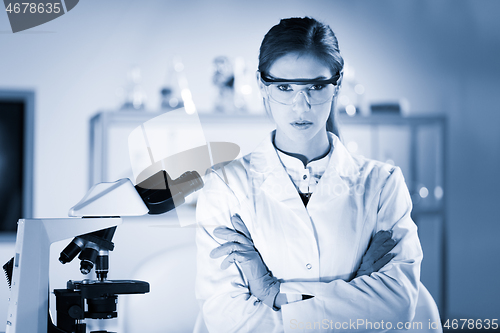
xmin=0 ymin=0 xmax=499 ymax=329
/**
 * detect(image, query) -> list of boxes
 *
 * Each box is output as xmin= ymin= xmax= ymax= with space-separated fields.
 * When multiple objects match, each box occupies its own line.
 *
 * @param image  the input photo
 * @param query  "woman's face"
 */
xmin=262 ymin=52 xmax=334 ymax=149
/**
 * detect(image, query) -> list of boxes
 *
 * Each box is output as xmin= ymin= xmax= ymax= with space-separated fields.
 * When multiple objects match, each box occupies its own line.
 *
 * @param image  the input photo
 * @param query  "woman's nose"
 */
xmin=292 ymin=91 xmax=311 ymax=113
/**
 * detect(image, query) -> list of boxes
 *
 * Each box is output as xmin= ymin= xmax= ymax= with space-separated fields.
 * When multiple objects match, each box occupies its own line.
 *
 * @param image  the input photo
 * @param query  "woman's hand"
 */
xmin=355 ymin=230 xmax=397 ymax=278
xmin=210 ymin=214 xmax=280 ymax=309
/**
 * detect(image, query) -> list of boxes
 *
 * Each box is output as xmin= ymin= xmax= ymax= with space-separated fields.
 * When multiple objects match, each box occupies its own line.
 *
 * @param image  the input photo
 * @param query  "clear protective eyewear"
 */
xmin=260 ymin=72 xmax=341 ymax=105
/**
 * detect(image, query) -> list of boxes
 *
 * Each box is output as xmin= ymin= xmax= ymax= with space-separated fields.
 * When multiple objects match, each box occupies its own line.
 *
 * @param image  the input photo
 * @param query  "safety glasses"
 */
xmin=259 ymin=72 xmax=341 ymax=105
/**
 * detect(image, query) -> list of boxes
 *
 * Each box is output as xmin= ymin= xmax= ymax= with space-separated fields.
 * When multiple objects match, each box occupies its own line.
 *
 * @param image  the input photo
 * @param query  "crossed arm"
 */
xmin=210 ymin=214 xmax=397 ymax=310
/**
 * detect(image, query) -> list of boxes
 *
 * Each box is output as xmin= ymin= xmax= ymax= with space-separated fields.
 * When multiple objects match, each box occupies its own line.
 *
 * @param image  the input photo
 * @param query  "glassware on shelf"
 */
xmin=212 ymin=56 xmax=236 ymax=113
xmin=159 ymin=56 xmax=189 ymax=112
xmin=120 ymin=65 xmax=147 ymax=111
xmin=160 ymin=87 xmax=183 ymax=111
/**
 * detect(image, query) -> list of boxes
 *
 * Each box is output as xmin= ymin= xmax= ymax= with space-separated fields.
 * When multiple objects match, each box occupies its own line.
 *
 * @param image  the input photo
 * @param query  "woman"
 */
xmin=196 ymin=17 xmax=423 ymax=332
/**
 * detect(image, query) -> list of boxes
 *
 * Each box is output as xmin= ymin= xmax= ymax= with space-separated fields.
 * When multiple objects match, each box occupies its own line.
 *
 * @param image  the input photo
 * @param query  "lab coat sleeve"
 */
xmin=280 ymin=167 xmax=423 ymax=332
xmin=195 ymin=170 xmax=282 ymax=333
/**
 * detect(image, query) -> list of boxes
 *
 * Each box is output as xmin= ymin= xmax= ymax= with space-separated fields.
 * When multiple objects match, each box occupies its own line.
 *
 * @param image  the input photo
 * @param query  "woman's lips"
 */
xmin=291 ymin=121 xmax=313 ymax=129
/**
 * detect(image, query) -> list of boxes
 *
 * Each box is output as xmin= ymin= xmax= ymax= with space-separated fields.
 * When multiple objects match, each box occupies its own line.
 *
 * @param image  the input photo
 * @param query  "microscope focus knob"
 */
xmin=68 ymin=305 xmax=84 ymax=319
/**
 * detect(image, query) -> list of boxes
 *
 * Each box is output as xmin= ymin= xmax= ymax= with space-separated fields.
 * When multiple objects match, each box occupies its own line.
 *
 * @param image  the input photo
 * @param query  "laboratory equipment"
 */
xmin=160 ymin=87 xmax=183 ymax=111
xmin=159 ymin=56 xmax=191 ymax=111
xmin=5 ymin=169 xmax=203 ymax=333
xmin=212 ymin=56 xmax=235 ymax=113
xmin=120 ymin=66 xmax=147 ymax=111
xmin=158 ymin=56 xmax=196 ymax=114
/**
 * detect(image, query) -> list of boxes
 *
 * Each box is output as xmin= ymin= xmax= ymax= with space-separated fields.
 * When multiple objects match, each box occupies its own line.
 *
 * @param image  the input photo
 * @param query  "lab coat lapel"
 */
xmin=249 ymin=132 xmax=313 ymax=229
xmin=307 ymin=133 xmax=359 ymax=207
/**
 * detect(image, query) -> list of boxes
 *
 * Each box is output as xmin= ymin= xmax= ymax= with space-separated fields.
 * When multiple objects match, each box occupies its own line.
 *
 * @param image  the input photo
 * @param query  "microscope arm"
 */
xmin=58 ymin=171 xmax=203 ymax=279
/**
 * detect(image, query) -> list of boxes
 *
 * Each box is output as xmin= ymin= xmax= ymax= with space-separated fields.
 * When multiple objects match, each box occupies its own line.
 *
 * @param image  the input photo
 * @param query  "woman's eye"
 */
xmin=276 ymin=84 xmax=292 ymax=92
xmin=310 ymin=84 xmax=326 ymax=91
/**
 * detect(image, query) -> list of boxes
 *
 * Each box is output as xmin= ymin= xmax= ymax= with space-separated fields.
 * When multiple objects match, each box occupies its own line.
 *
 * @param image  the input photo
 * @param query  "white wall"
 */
xmin=1 ymin=0 xmax=499 ymax=321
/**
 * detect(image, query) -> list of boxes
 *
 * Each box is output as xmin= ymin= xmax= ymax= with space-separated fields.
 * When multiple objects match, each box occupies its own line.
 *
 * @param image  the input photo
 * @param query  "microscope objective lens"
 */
xmin=96 ymin=253 xmax=109 ymax=281
xmin=79 ymin=247 xmax=98 ymax=274
xmin=59 ymin=239 xmax=85 ymax=264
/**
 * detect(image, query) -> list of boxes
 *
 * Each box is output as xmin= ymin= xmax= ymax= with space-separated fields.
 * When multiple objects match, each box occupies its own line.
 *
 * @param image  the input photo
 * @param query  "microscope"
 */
xmin=5 ymin=169 xmax=203 ymax=333
xmin=5 ymin=107 xmax=240 ymax=333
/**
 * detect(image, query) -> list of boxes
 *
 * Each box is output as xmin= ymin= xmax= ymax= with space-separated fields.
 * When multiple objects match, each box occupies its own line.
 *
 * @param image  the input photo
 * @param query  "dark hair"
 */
xmin=258 ymin=17 xmax=343 ymax=137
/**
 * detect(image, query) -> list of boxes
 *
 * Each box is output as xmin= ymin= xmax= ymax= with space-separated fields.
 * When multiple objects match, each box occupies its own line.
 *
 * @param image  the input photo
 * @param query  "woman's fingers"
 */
xmin=210 ymin=216 xmax=258 ymax=271
xmin=356 ymin=253 xmax=396 ymax=277
xmin=371 ymin=230 xmax=392 ymax=249
xmin=220 ymin=250 xmax=254 ymax=269
xmin=371 ymin=253 xmax=397 ymax=273
xmin=363 ymin=230 xmax=395 ymax=263
xmin=370 ymin=237 xmax=397 ymax=262
xmin=363 ymin=231 xmax=390 ymax=260
xmin=213 ymin=226 xmax=252 ymax=245
xmin=231 ymin=214 xmax=252 ymax=239
xmin=210 ymin=241 xmax=253 ymax=259
xmin=356 ymin=230 xmax=397 ymax=278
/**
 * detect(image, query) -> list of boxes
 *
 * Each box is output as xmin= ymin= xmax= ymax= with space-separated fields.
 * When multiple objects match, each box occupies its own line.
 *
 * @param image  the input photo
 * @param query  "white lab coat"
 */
xmin=195 ymin=131 xmax=423 ymax=333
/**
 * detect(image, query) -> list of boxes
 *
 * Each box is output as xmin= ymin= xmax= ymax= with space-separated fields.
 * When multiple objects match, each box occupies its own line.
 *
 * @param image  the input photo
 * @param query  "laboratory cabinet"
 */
xmin=89 ymin=111 xmax=447 ymax=330
xmin=338 ymin=114 xmax=447 ymax=318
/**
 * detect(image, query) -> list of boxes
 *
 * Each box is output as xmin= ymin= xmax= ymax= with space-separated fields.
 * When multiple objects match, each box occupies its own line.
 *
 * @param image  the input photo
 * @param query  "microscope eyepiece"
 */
xmin=173 ymin=171 xmax=204 ymax=196
xmin=135 ymin=170 xmax=204 ymax=215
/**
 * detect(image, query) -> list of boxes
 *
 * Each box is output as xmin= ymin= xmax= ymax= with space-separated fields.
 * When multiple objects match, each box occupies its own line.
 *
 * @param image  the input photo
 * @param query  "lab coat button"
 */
xmin=306 ymin=263 xmax=312 ymax=270
xmin=303 ymin=175 xmax=307 ymax=180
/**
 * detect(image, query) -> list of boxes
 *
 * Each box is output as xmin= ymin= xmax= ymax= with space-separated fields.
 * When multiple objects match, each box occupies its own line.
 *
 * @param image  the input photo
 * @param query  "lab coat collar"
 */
xmin=249 ymin=131 xmax=359 ymax=215
xmin=249 ymin=131 xmax=358 ymax=180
